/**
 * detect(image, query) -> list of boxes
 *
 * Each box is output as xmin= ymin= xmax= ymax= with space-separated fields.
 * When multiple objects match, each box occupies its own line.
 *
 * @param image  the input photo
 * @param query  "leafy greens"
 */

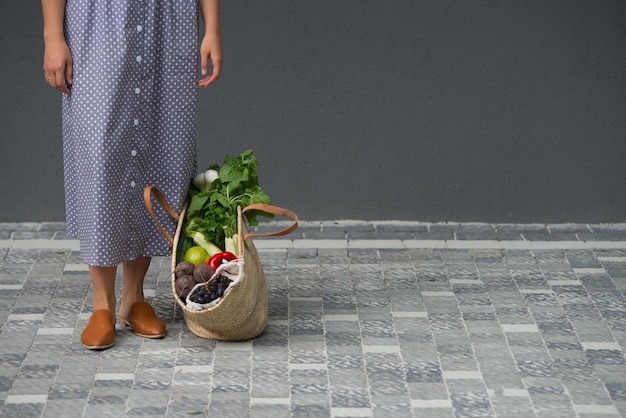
xmin=184 ymin=149 xmax=272 ymax=252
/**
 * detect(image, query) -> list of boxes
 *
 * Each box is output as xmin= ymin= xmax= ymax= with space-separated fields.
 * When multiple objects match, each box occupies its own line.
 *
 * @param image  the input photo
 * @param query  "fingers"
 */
xmin=44 ymin=57 xmax=73 ymax=95
xmin=42 ymin=40 xmax=73 ymax=95
xmin=45 ymin=71 xmax=71 ymax=95
xmin=198 ymin=56 xmax=223 ymax=88
xmin=198 ymin=72 xmax=218 ymax=88
xmin=200 ymin=53 xmax=209 ymax=78
xmin=65 ymin=61 xmax=74 ymax=87
xmin=211 ymin=55 xmax=222 ymax=80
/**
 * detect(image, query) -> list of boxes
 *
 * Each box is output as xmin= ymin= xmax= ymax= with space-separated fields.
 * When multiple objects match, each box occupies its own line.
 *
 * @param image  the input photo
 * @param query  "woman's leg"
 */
xmin=118 ymin=256 xmax=166 ymax=338
xmin=82 ymin=265 xmax=117 ymax=349
xmin=119 ymin=256 xmax=151 ymax=320
xmin=88 ymin=265 xmax=117 ymax=314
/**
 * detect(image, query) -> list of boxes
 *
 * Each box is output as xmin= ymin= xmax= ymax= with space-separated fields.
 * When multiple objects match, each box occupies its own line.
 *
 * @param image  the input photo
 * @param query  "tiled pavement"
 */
xmin=1 ymin=221 xmax=626 ymax=417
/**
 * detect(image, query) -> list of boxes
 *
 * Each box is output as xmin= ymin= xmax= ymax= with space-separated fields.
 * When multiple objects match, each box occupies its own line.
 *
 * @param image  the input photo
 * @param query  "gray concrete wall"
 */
xmin=2 ymin=1 xmax=625 ymax=223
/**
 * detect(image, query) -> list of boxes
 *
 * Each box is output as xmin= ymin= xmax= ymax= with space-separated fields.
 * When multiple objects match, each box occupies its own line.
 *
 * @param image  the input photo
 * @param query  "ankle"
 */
xmin=119 ymin=293 xmax=144 ymax=317
xmin=121 ymin=292 xmax=144 ymax=307
xmin=92 ymin=296 xmax=116 ymax=314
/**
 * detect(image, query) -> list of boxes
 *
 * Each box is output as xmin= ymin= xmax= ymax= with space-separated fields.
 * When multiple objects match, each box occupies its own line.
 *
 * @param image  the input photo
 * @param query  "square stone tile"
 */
xmin=3 ymin=225 xmax=626 ymax=417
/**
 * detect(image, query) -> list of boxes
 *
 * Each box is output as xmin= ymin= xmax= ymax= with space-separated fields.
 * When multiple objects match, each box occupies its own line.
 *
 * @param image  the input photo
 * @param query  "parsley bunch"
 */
xmin=184 ymin=149 xmax=272 ymax=253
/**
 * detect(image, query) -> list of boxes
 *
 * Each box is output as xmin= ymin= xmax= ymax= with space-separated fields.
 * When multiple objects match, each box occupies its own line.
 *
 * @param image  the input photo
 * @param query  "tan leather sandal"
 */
xmin=81 ymin=309 xmax=115 ymax=350
xmin=119 ymin=301 xmax=166 ymax=339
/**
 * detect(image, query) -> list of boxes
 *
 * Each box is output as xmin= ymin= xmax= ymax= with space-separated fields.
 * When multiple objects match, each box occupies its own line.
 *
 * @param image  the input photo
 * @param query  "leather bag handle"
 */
xmin=145 ymin=185 xmax=298 ymax=246
xmin=239 ymin=204 xmax=299 ymax=241
xmin=143 ymin=185 xmax=180 ymax=245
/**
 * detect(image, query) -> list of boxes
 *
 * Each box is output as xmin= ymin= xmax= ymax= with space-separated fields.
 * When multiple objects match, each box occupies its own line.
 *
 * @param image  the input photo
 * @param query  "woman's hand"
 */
xmin=43 ymin=38 xmax=73 ymax=96
xmin=198 ymin=32 xmax=223 ymax=88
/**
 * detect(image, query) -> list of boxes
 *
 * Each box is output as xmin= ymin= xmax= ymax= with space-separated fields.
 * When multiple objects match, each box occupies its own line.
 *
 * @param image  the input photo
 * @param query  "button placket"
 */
xmin=123 ymin=1 xmax=149 ymax=255
xmin=129 ymin=9 xmax=146 ymax=194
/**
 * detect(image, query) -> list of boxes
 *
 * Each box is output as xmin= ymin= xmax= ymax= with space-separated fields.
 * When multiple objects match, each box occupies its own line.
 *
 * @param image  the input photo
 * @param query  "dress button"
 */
xmin=135 ymin=87 xmax=141 ymax=94
xmin=131 ymin=150 xmax=137 ymax=156
xmin=136 ymin=55 xmax=142 ymax=63
xmin=130 ymin=181 xmax=136 ymax=188
xmin=133 ymin=119 xmax=139 ymax=126
xmin=137 ymin=25 xmax=143 ymax=32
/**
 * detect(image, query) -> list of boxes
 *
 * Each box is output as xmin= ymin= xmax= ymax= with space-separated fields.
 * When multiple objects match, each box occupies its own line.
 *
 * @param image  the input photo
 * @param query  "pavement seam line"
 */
xmin=2 ymin=238 xmax=626 ymax=250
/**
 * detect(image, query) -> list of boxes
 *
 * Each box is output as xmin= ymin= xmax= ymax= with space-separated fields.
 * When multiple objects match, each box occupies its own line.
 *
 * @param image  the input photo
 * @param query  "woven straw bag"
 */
xmin=144 ymin=186 xmax=298 ymax=341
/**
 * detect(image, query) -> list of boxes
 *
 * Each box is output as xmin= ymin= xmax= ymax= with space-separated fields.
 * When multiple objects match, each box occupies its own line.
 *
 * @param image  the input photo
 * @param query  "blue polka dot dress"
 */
xmin=62 ymin=0 xmax=199 ymax=266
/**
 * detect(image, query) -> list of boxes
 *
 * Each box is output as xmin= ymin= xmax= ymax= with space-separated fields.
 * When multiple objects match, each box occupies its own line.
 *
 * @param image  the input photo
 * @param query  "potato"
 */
xmin=193 ymin=263 xmax=214 ymax=283
xmin=175 ymin=261 xmax=195 ymax=279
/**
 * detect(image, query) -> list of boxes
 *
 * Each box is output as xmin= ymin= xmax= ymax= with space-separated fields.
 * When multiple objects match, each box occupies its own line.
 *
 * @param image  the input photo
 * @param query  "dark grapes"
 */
xmin=188 ymin=274 xmax=233 ymax=305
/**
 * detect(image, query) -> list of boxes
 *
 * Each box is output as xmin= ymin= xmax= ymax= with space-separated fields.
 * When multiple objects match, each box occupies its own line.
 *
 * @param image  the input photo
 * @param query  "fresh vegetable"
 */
xmin=185 ymin=149 xmax=272 ymax=252
xmin=175 ymin=225 xmax=195 ymax=265
xmin=193 ymin=263 xmax=214 ymax=283
xmin=224 ymin=233 xmax=238 ymax=257
xmin=188 ymin=231 xmax=222 ymax=257
xmin=192 ymin=169 xmax=219 ymax=192
xmin=173 ymin=260 xmax=215 ymax=300
xmin=175 ymin=275 xmax=196 ymax=299
xmin=183 ymin=246 xmax=210 ymax=266
xmin=175 ymin=261 xmax=195 ymax=279
xmin=208 ymin=251 xmax=237 ymax=271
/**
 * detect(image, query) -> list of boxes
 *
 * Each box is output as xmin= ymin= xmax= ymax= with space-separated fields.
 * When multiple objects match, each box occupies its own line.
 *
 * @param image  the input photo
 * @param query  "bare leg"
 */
xmin=82 ymin=265 xmax=117 ymax=349
xmin=117 ymin=256 xmax=165 ymax=338
xmin=119 ymin=256 xmax=151 ymax=320
xmin=88 ymin=265 xmax=117 ymax=316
